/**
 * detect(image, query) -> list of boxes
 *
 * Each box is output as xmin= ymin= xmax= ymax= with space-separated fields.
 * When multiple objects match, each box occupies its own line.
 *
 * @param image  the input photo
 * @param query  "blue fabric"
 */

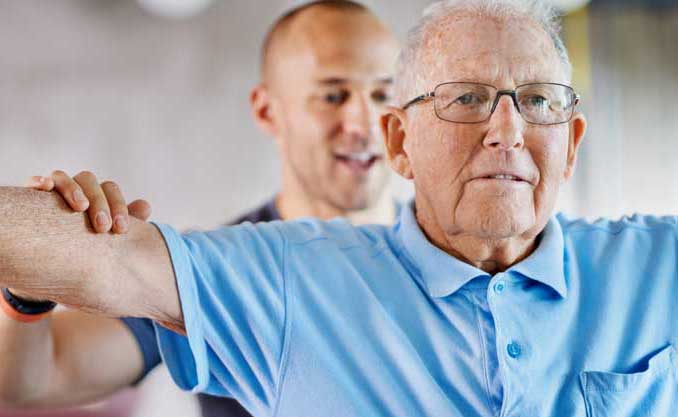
xmin=119 ymin=317 xmax=161 ymax=385
xmin=121 ymin=198 xmax=399 ymax=416
xmin=121 ymin=200 xmax=282 ymax=416
xmin=153 ymin=203 xmax=678 ymax=416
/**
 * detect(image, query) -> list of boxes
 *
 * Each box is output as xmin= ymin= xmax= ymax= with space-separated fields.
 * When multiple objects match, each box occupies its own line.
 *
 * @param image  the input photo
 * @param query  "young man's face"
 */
xmin=268 ymin=9 xmax=400 ymax=211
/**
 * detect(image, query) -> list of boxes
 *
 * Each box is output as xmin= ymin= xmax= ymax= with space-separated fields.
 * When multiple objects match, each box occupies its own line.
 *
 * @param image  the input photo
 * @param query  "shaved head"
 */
xmin=261 ymin=1 xmax=371 ymax=84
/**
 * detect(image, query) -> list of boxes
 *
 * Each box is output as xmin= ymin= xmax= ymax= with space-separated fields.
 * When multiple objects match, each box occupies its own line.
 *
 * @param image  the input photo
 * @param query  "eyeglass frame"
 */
xmin=402 ymin=81 xmax=580 ymax=126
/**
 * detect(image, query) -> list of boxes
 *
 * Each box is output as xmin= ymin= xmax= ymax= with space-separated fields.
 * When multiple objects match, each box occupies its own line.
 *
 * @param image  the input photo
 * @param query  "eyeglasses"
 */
xmin=402 ymin=82 xmax=580 ymax=125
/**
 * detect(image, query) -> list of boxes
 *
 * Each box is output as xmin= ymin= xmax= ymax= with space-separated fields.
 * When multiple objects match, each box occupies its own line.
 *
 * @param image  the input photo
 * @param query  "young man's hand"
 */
xmin=26 ymin=170 xmax=152 ymax=233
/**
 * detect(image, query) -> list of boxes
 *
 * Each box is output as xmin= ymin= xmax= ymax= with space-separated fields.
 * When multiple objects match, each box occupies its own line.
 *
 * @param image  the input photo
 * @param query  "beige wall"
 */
xmin=576 ymin=6 xmax=678 ymax=218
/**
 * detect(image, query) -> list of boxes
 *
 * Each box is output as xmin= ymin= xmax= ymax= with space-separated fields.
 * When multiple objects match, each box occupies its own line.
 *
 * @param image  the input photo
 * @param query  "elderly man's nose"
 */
xmin=483 ymin=95 xmax=525 ymax=150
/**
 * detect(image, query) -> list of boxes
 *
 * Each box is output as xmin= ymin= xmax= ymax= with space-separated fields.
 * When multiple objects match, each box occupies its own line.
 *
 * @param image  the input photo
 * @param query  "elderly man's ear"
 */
xmin=563 ymin=111 xmax=587 ymax=182
xmin=381 ymin=107 xmax=414 ymax=180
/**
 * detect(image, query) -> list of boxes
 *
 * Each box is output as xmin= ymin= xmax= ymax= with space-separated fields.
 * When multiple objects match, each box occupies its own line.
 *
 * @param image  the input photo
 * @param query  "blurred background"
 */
xmin=0 ymin=0 xmax=676 ymax=416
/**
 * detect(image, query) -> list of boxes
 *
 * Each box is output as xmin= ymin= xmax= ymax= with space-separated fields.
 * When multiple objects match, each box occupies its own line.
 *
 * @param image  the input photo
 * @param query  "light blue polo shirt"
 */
xmin=153 ymin=204 xmax=678 ymax=417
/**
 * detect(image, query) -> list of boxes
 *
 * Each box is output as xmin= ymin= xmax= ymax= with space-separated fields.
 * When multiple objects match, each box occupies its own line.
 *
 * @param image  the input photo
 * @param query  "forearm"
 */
xmin=0 ymin=311 xmax=145 ymax=407
xmin=0 ymin=314 xmax=55 ymax=405
xmin=0 ymin=187 xmax=182 ymax=327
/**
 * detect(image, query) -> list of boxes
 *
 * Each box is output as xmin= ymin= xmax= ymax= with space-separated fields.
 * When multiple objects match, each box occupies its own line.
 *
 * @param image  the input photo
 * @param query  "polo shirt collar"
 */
xmin=397 ymin=202 xmax=488 ymax=298
xmin=509 ymin=216 xmax=567 ymax=298
xmin=396 ymin=201 xmax=567 ymax=299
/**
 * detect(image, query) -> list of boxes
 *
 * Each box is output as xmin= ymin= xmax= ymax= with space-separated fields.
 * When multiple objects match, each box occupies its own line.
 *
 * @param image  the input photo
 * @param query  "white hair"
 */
xmin=395 ymin=0 xmax=573 ymax=104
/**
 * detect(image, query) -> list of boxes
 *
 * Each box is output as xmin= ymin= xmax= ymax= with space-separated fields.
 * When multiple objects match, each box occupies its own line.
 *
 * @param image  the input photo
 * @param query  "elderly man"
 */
xmin=0 ymin=1 xmax=398 ymax=417
xmin=1 ymin=0 xmax=677 ymax=416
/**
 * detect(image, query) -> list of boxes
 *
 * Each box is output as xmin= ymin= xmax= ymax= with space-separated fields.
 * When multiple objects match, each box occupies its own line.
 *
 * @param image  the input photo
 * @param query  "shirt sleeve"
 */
xmin=151 ymin=221 xmax=287 ymax=414
xmin=119 ymin=317 xmax=162 ymax=384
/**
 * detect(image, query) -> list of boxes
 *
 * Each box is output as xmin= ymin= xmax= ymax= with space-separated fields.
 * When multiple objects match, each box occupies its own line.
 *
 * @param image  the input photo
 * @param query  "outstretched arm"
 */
xmin=0 ymin=186 xmax=182 ymax=329
xmin=0 ymin=173 xmax=156 ymax=407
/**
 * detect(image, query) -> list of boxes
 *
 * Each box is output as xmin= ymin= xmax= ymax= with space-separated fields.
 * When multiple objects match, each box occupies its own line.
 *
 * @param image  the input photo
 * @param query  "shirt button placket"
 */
xmin=491 ymin=273 xmax=528 ymax=415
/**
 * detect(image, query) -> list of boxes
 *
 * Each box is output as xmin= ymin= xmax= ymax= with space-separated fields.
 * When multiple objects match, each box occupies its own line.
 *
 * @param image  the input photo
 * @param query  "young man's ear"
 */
xmin=380 ymin=106 xmax=413 ymax=180
xmin=563 ymin=111 xmax=587 ymax=182
xmin=250 ymin=84 xmax=279 ymax=138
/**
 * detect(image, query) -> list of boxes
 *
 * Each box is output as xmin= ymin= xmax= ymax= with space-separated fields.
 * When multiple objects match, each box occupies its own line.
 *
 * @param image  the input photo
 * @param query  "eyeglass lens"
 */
xmin=433 ymin=82 xmax=576 ymax=125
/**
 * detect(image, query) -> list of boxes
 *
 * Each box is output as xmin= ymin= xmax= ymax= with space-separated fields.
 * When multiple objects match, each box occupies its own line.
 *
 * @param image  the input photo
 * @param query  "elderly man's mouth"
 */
xmin=483 ymin=174 xmax=525 ymax=182
xmin=470 ymin=172 xmax=534 ymax=186
xmin=334 ymin=151 xmax=381 ymax=174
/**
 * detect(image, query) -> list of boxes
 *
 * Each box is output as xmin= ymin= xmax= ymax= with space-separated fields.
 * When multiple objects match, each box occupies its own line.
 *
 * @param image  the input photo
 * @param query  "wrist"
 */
xmin=0 ymin=287 xmax=56 ymax=323
xmin=6 ymin=288 xmax=48 ymax=303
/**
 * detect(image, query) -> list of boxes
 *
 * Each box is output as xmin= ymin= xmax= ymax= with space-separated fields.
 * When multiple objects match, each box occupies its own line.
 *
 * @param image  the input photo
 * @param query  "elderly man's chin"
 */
xmin=455 ymin=195 xmax=537 ymax=240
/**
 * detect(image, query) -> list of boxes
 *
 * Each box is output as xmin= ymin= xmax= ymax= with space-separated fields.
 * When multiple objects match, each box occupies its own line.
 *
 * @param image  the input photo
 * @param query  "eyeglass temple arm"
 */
xmin=402 ymin=92 xmax=435 ymax=110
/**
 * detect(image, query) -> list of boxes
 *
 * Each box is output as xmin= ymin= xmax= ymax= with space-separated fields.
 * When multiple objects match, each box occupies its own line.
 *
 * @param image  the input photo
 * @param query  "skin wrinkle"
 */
xmin=384 ymin=10 xmax=586 ymax=274
xmin=0 ymin=188 xmax=183 ymax=330
xmin=400 ymin=10 xmax=569 ymax=106
xmin=0 ymin=190 xmax=99 ymax=304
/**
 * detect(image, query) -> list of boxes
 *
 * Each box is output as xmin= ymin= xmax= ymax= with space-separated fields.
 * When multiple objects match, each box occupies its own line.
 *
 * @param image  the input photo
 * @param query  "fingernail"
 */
xmin=73 ymin=189 xmax=87 ymax=203
xmin=114 ymin=215 xmax=128 ymax=232
xmin=37 ymin=176 xmax=45 ymax=184
xmin=95 ymin=211 xmax=109 ymax=228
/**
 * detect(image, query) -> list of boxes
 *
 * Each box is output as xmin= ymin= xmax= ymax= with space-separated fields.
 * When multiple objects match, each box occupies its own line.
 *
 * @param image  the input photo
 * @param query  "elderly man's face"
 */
xmin=386 ymin=15 xmax=586 ymax=242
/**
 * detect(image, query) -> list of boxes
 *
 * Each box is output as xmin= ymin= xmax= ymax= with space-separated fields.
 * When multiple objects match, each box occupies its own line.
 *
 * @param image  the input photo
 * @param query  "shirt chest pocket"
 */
xmin=580 ymin=345 xmax=678 ymax=417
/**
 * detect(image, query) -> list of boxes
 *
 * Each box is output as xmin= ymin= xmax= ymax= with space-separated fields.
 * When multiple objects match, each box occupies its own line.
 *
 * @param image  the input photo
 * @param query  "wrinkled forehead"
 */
xmin=419 ymin=14 xmax=565 ymax=88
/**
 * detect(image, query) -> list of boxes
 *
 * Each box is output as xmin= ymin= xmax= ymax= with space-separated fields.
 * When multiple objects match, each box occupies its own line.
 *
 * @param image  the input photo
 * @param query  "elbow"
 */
xmin=0 ymin=370 xmax=51 ymax=408
xmin=0 ymin=384 xmax=37 ymax=408
xmin=0 ymin=389 xmax=55 ymax=409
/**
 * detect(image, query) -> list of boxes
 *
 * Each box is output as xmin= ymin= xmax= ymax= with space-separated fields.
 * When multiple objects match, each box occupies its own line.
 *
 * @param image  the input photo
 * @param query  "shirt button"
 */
xmin=493 ymin=280 xmax=506 ymax=294
xmin=507 ymin=342 xmax=522 ymax=358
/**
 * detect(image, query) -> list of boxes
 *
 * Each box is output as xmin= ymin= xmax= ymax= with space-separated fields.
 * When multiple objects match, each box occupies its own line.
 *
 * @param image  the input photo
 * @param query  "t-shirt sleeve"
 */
xmin=119 ymin=317 xmax=162 ymax=384
xmin=151 ymin=221 xmax=287 ymax=414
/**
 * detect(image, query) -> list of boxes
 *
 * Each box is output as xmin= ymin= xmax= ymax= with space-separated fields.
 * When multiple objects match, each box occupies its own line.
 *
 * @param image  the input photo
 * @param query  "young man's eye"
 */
xmin=323 ymin=91 xmax=350 ymax=105
xmin=371 ymin=89 xmax=392 ymax=104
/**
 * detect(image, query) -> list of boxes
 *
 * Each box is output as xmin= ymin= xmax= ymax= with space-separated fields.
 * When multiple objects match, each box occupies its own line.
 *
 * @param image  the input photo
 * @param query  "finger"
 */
xmin=101 ymin=181 xmax=129 ymax=234
xmin=51 ymin=170 xmax=90 ymax=212
xmin=73 ymin=171 xmax=111 ymax=233
xmin=128 ymin=199 xmax=152 ymax=221
xmin=25 ymin=175 xmax=55 ymax=191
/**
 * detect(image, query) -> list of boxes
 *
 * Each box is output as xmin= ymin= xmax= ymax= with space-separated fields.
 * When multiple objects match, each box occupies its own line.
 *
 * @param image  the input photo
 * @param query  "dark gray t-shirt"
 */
xmin=121 ymin=200 xmax=281 ymax=417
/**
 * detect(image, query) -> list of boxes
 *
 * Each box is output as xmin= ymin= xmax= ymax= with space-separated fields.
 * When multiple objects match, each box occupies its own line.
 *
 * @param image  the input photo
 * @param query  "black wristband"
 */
xmin=1 ymin=288 xmax=57 ymax=315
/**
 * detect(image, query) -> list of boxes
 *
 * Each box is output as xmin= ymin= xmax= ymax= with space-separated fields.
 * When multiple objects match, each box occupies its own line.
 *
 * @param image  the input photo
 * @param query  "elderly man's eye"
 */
xmin=453 ymin=93 xmax=484 ymax=106
xmin=323 ymin=91 xmax=350 ymax=105
xmin=523 ymin=95 xmax=550 ymax=109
